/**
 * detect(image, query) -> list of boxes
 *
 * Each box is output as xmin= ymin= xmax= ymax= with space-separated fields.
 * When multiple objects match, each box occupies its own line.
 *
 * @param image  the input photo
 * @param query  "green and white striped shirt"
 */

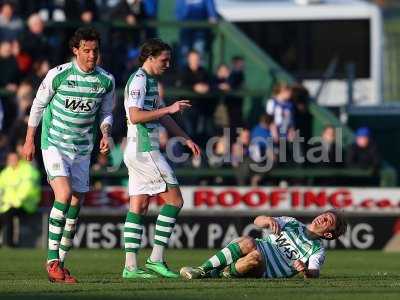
xmin=124 ymin=67 xmax=162 ymax=152
xmin=28 ymin=61 xmax=115 ymax=158
xmin=257 ymin=217 xmax=325 ymax=278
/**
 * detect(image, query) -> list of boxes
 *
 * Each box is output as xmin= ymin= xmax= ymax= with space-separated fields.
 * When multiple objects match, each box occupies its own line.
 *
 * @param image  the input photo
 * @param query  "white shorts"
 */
xmin=124 ymin=149 xmax=178 ymax=196
xmin=42 ymin=146 xmax=90 ymax=193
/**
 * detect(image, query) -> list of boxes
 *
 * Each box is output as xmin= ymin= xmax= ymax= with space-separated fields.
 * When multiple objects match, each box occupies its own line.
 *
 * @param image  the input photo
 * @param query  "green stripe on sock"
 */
xmin=202 ymin=261 xmax=214 ymax=270
xmin=62 ymin=229 xmax=74 ymax=239
xmin=227 ymin=242 xmax=242 ymax=261
xmin=216 ymin=252 xmax=227 ymax=266
xmin=49 ymin=217 xmax=65 ymax=227
xmin=127 ymin=211 xmax=143 ymax=223
xmin=154 ymin=230 xmax=171 ymax=238
xmin=124 ymin=212 xmax=143 ymax=253
xmin=53 ymin=200 xmax=69 ymax=212
xmin=154 ymin=239 xmax=167 ymax=246
xmin=47 ymin=200 xmax=68 ymax=262
xmin=159 ymin=204 xmax=181 ymax=218
xmin=156 ymin=220 xmax=174 ymax=227
xmin=66 ymin=205 xmax=80 ymax=219
xmin=124 ymin=227 xmax=143 ymax=234
xmin=125 ymin=237 xmax=142 ymax=244
xmin=229 ymin=263 xmax=241 ymax=277
xmin=201 ymin=242 xmax=243 ymax=272
xmin=125 ymin=248 xmax=139 ymax=253
xmin=48 ymin=231 xmax=63 ymax=241
xmin=48 ymin=250 xmax=59 ymax=261
xmin=59 ymin=244 xmax=70 ymax=252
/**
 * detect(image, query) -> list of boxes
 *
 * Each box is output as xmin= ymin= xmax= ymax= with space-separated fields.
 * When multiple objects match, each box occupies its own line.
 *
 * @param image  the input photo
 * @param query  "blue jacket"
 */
xmin=143 ymin=0 xmax=158 ymax=18
xmin=176 ymin=0 xmax=217 ymax=21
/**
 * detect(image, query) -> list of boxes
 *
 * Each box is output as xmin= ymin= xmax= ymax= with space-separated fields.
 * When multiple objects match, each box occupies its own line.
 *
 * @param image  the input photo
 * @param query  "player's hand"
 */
xmin=266 ymin=217 xmax=281 ymax=235
xmin=185 ymin=139 xmax=201 ymax=157
xmin=22 ymin=140 xmax=35 ymax=161
xmin=168 ymin=100 xmax=191 ymax=114
xmin=293 ymin=260 xmax=306 ymax=273
xmin=99 ymin=136 xmax=113 ymax=155
xmin=254 ymin=216 xmax=281 ymax=234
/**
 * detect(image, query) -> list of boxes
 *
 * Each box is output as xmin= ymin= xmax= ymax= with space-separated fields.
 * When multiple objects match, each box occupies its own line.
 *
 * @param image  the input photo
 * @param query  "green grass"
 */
xmin=0 ymin=249 xmax=399 ymax=300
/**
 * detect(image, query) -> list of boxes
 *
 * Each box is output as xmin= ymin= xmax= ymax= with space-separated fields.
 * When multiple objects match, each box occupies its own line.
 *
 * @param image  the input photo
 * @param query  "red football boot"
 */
xmin=46 ymin=260 xmax=65 ymax=283
xmin=63 ymin=268 xmax=78 ymax=284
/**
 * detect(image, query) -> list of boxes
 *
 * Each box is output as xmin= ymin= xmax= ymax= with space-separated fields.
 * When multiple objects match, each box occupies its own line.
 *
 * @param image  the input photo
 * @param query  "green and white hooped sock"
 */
xmin=59 ymin=204 xmax=80 ymax=267
xmin=201 ymin=242 xmax=242 ymax=272
xmin=47 ymin=201 xmax=69 ymax=263
xmin=124 ymin=211 xmax=144 ymax=269
xmin=150 ymin=204 xmax=181 ymax=262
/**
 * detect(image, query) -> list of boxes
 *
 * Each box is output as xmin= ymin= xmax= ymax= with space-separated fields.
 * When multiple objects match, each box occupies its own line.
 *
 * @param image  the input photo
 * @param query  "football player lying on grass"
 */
xmin=180 ymin=210 xmax=347 ymax=279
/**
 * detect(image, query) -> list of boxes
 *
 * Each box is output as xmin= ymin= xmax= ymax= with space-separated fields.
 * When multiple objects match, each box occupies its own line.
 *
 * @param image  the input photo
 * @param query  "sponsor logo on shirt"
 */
xmin=275 ymin=233 xmax=300 ymax=260
xmin=65 ymin=98 xmax=95 ymax=112
xmin=68 ymin=80 xmax=77 ymax=88
xmin=130 ymin=89 xmax=140 ymax=99
xmin=52 ymin=163 xmax=61 ymax=171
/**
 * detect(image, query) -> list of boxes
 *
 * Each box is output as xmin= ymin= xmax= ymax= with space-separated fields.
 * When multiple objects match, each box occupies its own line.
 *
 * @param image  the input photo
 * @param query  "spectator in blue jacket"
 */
xmin=175 ymin=0 xmax=218 ymax=66
xmin=143 ymin=0 xmax=158 ymax=39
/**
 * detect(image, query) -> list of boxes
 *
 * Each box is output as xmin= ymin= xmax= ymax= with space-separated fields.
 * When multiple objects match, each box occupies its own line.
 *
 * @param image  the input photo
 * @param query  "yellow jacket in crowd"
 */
xmin=0 ymin=160 xmax=41 ymax=214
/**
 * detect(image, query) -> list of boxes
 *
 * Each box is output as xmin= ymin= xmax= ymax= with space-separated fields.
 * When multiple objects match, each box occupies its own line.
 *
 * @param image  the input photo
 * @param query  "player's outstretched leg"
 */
xmin=180 ymin=236 xmax=258 ymax=279
xmin=221 ymin=250 xmax=263 ymax=278
xmin=146 ymin=203 xmax=181 ymax=278
xmin=123 ymin=211 xmax=157 ymax=279
xmin=58 ymin=203 xmax=80 ymax=284
xmin=46 ymin=200 xmax=69 ymax=283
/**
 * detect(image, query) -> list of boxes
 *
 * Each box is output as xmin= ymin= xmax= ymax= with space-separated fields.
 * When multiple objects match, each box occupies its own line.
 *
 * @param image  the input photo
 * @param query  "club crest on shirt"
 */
xmin=90 ymin=83 xmax=100 ymax=92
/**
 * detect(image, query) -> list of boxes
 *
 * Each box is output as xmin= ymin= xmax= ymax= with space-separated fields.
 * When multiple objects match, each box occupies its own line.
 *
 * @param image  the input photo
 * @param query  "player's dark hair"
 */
xmin=69 ymin=27 xmax=101 ymax=51
xmin=139 ymin=38 xmax=171 ymax=65
xmin=326 ymin=209 xmax=348 ymax=240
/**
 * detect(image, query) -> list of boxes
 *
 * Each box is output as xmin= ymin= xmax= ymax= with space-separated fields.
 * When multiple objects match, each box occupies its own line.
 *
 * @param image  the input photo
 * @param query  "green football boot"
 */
xmin=122 ymin=267 xmax=158 ymax=279
xmin=179 ymin=266 xmax=206 ymax=279
xmin=145 ymin=259 xmax=179 ymax=278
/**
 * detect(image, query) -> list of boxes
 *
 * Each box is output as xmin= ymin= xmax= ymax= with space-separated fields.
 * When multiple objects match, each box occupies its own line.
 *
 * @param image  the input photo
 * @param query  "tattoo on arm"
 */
xmin=100 ymin=123 xmax=111 ymax=137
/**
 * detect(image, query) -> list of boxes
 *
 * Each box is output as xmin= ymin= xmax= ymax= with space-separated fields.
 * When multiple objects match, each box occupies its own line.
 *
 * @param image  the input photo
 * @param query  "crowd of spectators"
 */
xmin=0 ymin=0 xmax=383 ymax=189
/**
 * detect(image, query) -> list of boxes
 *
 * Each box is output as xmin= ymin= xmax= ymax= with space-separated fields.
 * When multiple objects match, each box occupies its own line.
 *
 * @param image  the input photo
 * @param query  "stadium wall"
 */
xmin=19 ymin=186 xmax=400 ymax=251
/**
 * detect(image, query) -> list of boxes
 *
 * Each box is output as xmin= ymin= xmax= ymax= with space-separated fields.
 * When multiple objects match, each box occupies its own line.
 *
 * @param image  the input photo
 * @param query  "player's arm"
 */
xmin=99 ymin=77 xmax=116 ymax=154
xmin=23 ymin=70 xmax=56 ymax=161
xmin=160 ymin=114 xmax=201 ymax=157
xmin=293 ymin=261 xmax=320 ymax=278
xmin=253 ymin=216 xmax=281 ymax=235
xmin=127 ymin=74 xmax=191 ymax=124
xmin=129 ymin=101 xmax=191 ymax=124
xmin=294 ymin=248 xmax=325 ymax=279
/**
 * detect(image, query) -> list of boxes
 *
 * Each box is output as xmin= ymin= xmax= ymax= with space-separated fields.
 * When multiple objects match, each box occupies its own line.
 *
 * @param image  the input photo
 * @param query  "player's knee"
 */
xmin=140 ymin=199 xmax=150 ymax=213
xmin=54 ymin=189 xmax=72 ymax=202
xmin=238 ymin=236 xmax=257 ymax=254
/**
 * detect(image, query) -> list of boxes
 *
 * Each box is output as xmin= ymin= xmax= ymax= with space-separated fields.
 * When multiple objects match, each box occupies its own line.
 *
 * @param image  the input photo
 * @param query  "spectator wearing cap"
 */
xmin=345 ymin=127 xmax=381 ymax=171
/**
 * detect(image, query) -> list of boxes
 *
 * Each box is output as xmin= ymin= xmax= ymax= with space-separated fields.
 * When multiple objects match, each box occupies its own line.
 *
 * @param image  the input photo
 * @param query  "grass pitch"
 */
xmin=0 ymin=249 xmax=399 ymax=300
